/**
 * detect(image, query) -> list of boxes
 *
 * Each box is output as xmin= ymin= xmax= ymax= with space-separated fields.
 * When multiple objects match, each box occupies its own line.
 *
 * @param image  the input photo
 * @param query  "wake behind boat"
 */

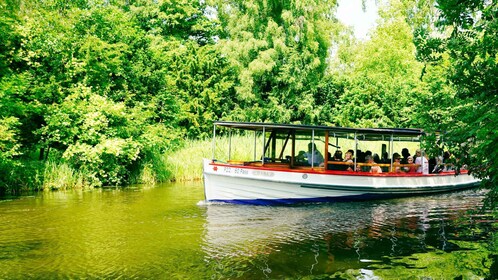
xmin=202 ymin=121 xmax=480 ymax=204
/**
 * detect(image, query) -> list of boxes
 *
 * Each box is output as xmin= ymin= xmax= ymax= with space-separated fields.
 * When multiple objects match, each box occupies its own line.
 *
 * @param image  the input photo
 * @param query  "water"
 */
xmin=0 ymin=183 xmax=496 ymax=279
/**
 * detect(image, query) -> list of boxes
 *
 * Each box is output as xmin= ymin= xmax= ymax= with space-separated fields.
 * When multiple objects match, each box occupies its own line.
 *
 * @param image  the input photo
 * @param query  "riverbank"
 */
xmin=0 ymin=135 xmax=255 ymax=195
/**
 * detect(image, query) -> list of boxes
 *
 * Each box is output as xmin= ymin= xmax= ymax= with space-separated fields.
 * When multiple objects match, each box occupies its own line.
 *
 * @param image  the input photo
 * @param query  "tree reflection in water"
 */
xmin=202 ymin=189 xmax=497 ymax=279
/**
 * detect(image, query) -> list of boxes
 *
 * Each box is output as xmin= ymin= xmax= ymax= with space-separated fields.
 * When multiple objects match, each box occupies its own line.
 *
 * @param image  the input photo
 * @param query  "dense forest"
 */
xmin=0 ymin=0 xmax=496 ymax=205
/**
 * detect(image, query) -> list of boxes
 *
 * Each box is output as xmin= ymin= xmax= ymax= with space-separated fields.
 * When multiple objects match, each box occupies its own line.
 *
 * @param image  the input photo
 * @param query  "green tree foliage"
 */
xmin=0 ymin=0 xmax=19 ymax=78
xmin=0 ymin=117 xmax=21 ymax=161
xmin=329 ymin=0 xmax=425 ymax=128
xmin=417 ymin=0 xmax=498 ymax=207
xmin=0 ymin=0 xmax=233 ymax=188
xmin=1 ymin=0 xmax=496 ymax=191
xmin=214 ymin=0 xmax=337 ymax=124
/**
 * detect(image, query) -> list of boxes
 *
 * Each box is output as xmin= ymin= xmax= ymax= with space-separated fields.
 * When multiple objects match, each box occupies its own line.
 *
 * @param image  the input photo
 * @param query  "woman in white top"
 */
xmin=415 ymin=149 xmax=429 ymax=174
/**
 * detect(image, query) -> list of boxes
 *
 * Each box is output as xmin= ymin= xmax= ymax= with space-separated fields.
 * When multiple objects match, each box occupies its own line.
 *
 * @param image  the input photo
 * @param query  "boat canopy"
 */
xmin=214 ymin=121 xmax=424 ymax=142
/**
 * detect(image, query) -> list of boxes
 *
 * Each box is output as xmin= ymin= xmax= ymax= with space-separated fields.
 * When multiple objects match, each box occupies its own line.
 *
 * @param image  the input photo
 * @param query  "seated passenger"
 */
xmin=329 ymin=150 xmax=346 ymax=170
xmin=296 ymin=150 xmax=307 ymax=164
xmin=391 ymin=153 xmax=402 ymax=173
xmin=365 ymin=155 xmax=382 ymax=174
xmin=401 ymin=148 xmax=411 ymax=164
xmin=415 ymin=149 xmax=429 ymax=174
xmin=347 ymin=149 xmax=355 ymax=158
xmin=332 ymin=150 xmax=343 ymax=161
xmin=404 ymin=156 xmax=417 ymax=173
xmin=373 ymin=153 xmax=381 ymax=164
xmin=343 ymin=151 xmax=354 ymax=171
xmin=304 ymin=142 xmax=324 ymax=166
xmin=432 ymin=155 xmax=444 ymax=173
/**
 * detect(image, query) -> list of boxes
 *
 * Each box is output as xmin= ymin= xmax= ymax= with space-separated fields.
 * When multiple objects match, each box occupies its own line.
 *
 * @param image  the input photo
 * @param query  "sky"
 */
xmin=336 ymin=0 xmax=379 ymax=39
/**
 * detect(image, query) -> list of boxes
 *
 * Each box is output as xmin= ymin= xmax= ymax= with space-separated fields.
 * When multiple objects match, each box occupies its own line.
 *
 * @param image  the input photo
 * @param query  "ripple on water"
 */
xmin=201 ymin=189 xmax=492 ymax=260
xmin=0 ymin=186 xmax=494 ymax=279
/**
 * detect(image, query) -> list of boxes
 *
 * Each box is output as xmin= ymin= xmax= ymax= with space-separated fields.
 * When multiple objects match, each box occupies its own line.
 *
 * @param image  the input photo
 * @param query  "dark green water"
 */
xmin=0 ymin=183 xmax=496 ymax=279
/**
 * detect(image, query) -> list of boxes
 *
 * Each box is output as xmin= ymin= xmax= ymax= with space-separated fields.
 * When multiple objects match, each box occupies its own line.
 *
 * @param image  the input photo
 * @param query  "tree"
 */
xmin=0 ymin=0 xmax=237 ymax=187
xmin=329 ymin=0 xmax=425 ymax=128
xmin=214 ymin=0 xmax=337 ymax=124
xmin=417 ymin=0 xmax=498 ymax=207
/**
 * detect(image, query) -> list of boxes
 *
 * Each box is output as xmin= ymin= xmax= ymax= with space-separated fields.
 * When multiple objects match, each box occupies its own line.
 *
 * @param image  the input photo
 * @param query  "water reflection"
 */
xmin=201 ymin=189 xmax=497 ymax=278
xmin=0 ymin=184 xmax=207 ymax=279
xmin=0 ymin=184 xmax=495 ymax=279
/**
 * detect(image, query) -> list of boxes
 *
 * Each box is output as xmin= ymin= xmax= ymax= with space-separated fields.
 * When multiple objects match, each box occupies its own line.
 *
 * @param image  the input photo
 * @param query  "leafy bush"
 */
xmin=63 ymin=139 xmax=140 ymax=187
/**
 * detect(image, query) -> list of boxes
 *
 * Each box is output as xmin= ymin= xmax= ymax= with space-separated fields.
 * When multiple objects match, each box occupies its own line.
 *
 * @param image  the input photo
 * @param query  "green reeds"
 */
xmin=163 ymin=135 xmax=255 ymax=181
xmin=42 ymin=161 xmax=87 ymax=190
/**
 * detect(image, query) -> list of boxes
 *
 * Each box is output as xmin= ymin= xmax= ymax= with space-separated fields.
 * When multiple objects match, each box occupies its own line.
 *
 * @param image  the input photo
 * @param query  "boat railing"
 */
xmin=327 ymin=161 xmax=421 ymax=172
xmin=225 ymin=159 xmax=423 ymax=171
xmin=227 ymin=160 xmax=246 ymax=165
xmin=218 ymin=159 xmax=465 ymax=175
xmin=238 ymin=161 xmax=291 ymax=168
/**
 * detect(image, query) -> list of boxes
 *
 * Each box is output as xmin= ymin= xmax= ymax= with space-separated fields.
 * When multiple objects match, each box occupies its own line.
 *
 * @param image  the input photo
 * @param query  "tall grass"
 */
xmin=163 ymin=135 xmax=255 ymax=181
xmin=42 ymin=161 xmax=87 ymax=190
xmin=0 ymin=160 xmax=44 ymax=194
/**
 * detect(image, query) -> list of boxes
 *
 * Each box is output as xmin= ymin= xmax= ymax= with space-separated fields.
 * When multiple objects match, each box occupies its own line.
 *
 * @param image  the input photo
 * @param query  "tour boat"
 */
xmin=202 ymin=121 xmax=480 ymax=204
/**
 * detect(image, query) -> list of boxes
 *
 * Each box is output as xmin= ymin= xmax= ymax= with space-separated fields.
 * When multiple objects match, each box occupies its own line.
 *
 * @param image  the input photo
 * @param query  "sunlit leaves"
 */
xmin=0 ymin=117 xmax=21 ymax=160
xmin=417 ymin=0 xmax=498 ymax=207
xmin=329 ymin=0 xmax=424 ymax=128
xmin=215 ymin=0 xmax=336 ymax=124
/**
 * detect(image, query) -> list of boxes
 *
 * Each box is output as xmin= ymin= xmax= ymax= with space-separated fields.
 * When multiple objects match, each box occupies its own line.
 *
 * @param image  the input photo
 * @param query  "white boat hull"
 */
xmin=202 ymin=159 xmax=481 ymax=204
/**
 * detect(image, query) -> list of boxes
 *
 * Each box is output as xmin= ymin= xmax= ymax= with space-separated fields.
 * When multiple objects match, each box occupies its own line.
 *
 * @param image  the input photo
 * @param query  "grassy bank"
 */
xmin=0 ymin=135 xmax=255 ymax=194
xmin=163 ymin=135 xmax=255 ymax=181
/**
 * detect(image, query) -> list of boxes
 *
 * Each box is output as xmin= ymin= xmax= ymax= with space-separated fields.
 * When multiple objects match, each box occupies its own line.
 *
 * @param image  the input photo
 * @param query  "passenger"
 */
xmin=327 ymin=152 xmax=337 ymax=170
xmin=365 ymin=155 xmax=382 ymax=174
xmin=373 ymin=153 xmax=386 ymax=172
xmin=347 ymin=149 xmax=355 ymax=158
xmin=391 ymin=153 xmax=402 ymax=173
xmin=429 ymin=156 xmax=437 ymax=173
xmin=343 ymin=151 xmax=354 ymax=171
xmin=432 ymin=155 xmax=444 ymax=173
xmin=332 ymin=150 xmax=343 ymax=161
xmin=356 ymin=150 xmax=365 ymax=163
xmin=365 ymin=150 xmax=372 ymax=158
xmin=343 ymin=151 xmax=353 ymax=163
xmin=381 ymin=152 xmax=389 ymax=164
xmin=404 ymin=156 xmax=417 ymax=173
xmin=415 ymin=149 xmax=429 ymax=174
xmin=401 ymin=148 xmax=411 ymax=164
xmin=304 ymin=142 xmax=324 ymax=166
xmin=413 ymin=149 xmax=421 ymax=163
xmin=296 ymin=150 xmax=307 ymax=163
xmin=328 ymin=150 xmax=345 ymax=170
xmin=443 ymin=151 xmax=454 ymax=171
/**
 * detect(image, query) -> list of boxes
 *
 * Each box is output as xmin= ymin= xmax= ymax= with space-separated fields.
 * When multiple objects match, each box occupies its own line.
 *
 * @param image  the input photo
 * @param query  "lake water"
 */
xmin=0 ymin=182 xmax=496 ymax=279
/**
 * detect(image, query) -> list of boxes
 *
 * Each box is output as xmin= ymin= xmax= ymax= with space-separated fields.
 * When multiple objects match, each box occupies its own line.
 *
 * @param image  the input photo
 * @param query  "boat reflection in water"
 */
xmin=201 ymin=189 xmax=495 ymax=278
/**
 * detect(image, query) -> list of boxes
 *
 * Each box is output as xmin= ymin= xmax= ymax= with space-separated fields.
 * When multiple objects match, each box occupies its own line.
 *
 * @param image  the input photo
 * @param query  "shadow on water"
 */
xmin=201 ymin=188 xmax=498 ymax=279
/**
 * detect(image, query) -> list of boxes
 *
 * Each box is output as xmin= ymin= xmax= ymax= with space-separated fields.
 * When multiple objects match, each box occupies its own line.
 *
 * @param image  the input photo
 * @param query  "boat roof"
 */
xmin=214 ymin=121 xmax=424 ymax=138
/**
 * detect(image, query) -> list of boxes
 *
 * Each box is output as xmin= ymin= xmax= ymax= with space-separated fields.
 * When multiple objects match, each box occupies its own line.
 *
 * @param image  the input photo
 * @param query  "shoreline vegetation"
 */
xmin=0 ymin=133 xmax=424 ymax=196
xmin=0 ymin=135 xmax=256 ymax=195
